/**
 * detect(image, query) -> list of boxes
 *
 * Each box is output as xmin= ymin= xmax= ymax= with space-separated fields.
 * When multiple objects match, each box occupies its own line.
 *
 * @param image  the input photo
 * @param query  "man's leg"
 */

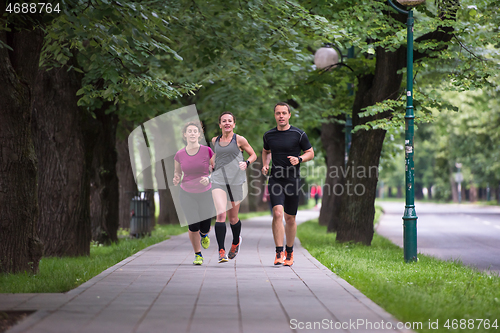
xmin=272 ymin=205 xmax=285 ymax=247
xmin=272 ymin=205 xmax=286 ymax=265
xmin=282 ymin=179 xmax=299 ymax=266
xmin=284 ymin=213 xmax=296 ymax=248
xmin=269 ymin=177 xmax=286 ymax=265
xmin=283 ymin=213 xmax=296 ymax=266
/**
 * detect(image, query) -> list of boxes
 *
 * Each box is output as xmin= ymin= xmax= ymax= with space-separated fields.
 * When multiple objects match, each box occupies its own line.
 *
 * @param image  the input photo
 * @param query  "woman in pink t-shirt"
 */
xmin=173 ymin=122 xmax=214 ymax=265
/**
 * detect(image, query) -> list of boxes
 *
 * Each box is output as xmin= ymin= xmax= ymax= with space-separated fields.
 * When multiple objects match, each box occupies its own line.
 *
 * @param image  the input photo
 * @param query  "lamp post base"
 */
xmin=403 ymin=207 xmax=417 ymax=262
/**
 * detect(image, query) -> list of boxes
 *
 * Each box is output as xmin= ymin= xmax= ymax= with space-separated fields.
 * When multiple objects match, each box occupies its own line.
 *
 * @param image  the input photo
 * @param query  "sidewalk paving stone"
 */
xmin=1 ymin=210 xmax=413 ymax=333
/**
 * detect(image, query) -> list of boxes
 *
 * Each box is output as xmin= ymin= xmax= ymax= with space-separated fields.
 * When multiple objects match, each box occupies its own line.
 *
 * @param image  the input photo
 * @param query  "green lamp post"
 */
xmin=387 ymin=0 xmax=425 ymax=262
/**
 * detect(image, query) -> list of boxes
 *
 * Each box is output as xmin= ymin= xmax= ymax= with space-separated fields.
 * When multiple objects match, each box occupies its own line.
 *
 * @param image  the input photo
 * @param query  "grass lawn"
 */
xmin=0 ymin=224 xmax=186 ymax=293
xmin=297 ymin=216 xmax=500 ymax=333
xmin=239 ymin=198 xmax=315 ymax=220
xmin=376 ymin=198 xmax=499 ymax=206
xmin=239 ymin=210 xmax=272 ymax=220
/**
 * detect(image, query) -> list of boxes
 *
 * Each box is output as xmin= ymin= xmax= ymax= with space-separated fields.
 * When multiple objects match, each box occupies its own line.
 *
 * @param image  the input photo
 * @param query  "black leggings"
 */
xmin=188 ymin=219 xmax=211 ymax=233
xmin=179 ymin=188 xmax=213 ymax=233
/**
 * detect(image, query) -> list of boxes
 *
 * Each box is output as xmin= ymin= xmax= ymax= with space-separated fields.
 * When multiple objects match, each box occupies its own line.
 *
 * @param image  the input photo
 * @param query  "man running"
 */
xmin=262 ymin=102 xmax=314 ymax=266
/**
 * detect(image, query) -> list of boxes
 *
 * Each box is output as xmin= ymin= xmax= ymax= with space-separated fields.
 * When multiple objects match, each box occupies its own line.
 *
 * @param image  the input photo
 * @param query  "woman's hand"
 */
xmin=173 ymin=174 xmax=181 ymax=186
xmin=200 ymin=177 xmax=210 ymax=186
xmin=239 ymin=161 xmax=247 ymax=170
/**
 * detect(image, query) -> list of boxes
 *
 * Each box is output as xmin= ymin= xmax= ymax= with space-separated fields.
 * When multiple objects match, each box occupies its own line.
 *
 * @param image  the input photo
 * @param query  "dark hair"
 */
xmin=274 ymin=102 xmax=291 ymax=113
xmin=182 ymin=121 xmax=203 ymax=144
xmin=218 ymin=111 xmax=236 ymax=124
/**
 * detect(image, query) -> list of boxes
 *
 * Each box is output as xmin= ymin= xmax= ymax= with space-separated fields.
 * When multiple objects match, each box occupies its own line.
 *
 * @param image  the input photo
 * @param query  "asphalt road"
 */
xmin=376 ymin=201 xmax=500 ymax=275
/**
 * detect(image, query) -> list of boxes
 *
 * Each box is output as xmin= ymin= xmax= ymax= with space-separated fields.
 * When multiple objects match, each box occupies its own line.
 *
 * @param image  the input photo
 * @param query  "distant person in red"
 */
xmin=311 ymin=184 xmax=322 ymax=208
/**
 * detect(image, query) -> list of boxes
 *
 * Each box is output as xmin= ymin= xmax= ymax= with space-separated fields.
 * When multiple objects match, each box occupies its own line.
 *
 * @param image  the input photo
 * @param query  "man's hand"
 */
xmin=287 ymin=156 xmax=300 ymax=166
xmin=262 ymin=165 xmax=269 ymax=175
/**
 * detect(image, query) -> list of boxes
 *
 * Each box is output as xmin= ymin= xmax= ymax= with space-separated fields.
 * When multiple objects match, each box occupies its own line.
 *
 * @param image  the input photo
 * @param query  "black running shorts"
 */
xmin=268 ymin=177 xmax=300 ymax=216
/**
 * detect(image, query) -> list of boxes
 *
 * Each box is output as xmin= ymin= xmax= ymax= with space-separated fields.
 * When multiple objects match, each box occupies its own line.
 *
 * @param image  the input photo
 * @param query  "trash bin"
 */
xmin=130 ymin=193 xmax=150 ymax=238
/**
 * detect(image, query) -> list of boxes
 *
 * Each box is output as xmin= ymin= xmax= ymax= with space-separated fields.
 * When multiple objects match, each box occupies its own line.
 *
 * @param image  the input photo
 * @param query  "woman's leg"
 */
xmin=199 ymin=190 xmax=214 ymax=237
xmin=212 ymin=188 xmax=228 ymax=251
xmin=227 ymin=201 xmax=241 ymax=244
xmin=180 ymin=189 xmax=202 ymax=254
xmin=227 ymin=201 xmax=242 ymax=259
xmin=188 ymin=223 xmax=202 ymax=253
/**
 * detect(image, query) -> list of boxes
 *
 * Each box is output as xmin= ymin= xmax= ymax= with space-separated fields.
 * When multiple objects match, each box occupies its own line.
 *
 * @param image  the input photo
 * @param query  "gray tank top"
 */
xmin=212 ymin=134 xmax=246 ymax=185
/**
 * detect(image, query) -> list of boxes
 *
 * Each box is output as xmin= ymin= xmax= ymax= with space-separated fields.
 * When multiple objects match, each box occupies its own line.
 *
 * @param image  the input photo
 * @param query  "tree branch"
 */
xmin=453 ymin=34 xmax=488 ymax=62
xmin=413 ymin=0 xmax=458 ymax=62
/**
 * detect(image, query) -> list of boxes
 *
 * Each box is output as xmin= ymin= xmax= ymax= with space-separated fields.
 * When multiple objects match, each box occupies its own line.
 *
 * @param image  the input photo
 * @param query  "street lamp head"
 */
xmin=314 ymin=47 xmax=339 ymax=70
xmin=396 ymin=0 xmax=425 ymax=6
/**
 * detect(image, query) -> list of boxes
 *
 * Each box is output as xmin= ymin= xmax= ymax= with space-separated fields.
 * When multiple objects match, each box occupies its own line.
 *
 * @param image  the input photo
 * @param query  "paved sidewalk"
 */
xmin=2 ymin=210 xmax=412 ymax=333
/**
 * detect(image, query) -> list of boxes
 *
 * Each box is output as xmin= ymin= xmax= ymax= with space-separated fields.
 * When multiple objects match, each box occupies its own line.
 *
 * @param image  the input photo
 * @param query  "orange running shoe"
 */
xmin=228 ymin=236 xmax=242 ymax=259
xmin=274 ymin=251 xmax=285 ymax=265
xmin=218 ymin=249 xmax=228 ymax=263
xmin=284 ymin=251 xmax=294 ymax=266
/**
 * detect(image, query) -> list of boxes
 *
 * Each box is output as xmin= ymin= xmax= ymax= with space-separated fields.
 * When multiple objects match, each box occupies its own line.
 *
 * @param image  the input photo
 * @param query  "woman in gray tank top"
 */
xmin=211 ymin=112 xmax=257 ymax=263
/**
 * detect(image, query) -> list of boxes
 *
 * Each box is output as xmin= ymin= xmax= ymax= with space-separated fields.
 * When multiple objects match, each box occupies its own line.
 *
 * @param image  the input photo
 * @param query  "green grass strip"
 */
xmin=238 ymin=210 xmax=272 ymax=220
xmin=239 ymin=201 xmax=315 ymax=221
xmin=0 ymin=224 xmax=186 ymax=293
xmin=297 ymin=219 xmax=500 ymax=333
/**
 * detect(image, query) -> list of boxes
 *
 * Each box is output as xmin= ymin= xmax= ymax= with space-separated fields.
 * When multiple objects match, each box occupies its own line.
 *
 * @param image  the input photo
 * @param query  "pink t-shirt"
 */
xmin=174 ymin=145 xmax=213 ymax=193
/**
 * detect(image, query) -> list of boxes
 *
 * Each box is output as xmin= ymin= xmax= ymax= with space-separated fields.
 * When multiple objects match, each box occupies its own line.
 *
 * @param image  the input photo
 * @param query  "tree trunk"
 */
xmin=414 ymin=183 xmax=424 ymax=200
xmin=450 ymin=170 xmax=458 ymax=203
xmin=156 ymin=120 xmax=179 ymax=225
xmin=146 ymin=190 xmax=156 ymax=231
xmin=427 ymin=184 xmax=433 ymax=200
xmin=378 ymin=182 xmax=385 ymax=198
xmin=157 ymin=174 xmax=179 ymax=225
xmin=336 ymin=129 xmax=386 ymax=245
xmin=397 ymin=186 xmax=403 ymax=198
xmin=469 ymin=182 xmax=477 ymax=203
xmin=497 ymin=184 xmax=500 ymax=205
xmin=116 ymin=133 xmax=137 ymax=229
xmin=336 ymin=46 xmax=405 ymax=245
xmin=89 ymin=103 xmax=119 ymax=244
xmin=0 ymin=27 xmax=44 ymax=273
xmin=319 ymin=120 xmax=345 ymax=232
xmin=32 ymin=64 xmax=94 ymax=256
